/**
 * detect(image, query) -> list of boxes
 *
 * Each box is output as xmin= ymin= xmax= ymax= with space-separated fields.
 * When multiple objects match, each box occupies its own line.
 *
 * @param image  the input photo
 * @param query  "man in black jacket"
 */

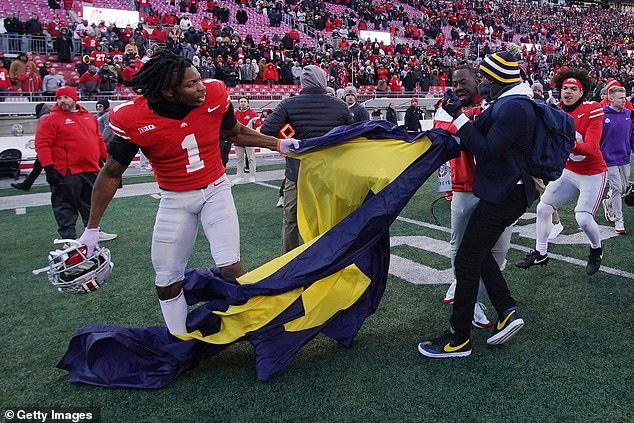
xmin=419 ymin=51 xmax=537 ymax=358
xmin=404 ymin=98 xmax=423 ymax=132
xmin=262 ymin=65 xmax=353 ymax=253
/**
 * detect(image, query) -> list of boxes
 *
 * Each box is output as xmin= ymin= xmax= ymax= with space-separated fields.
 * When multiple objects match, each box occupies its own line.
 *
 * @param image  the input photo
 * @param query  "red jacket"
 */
xmin=263 ymin=63 xmax=278 ymax=82
xmin=450 ymin=101 xmax=482 ymax=192
xmin=35 ymin=104 xmax=107 ymax=175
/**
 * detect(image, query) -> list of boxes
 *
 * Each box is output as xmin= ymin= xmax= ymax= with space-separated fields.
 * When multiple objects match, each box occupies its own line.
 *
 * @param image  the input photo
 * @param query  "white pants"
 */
xmin=450 ymin=191 xmax=513 ymax=301
xmin=606 ymin=164 xmax=630 ymax=223
xmin=151 ymin=174 xmax=240 ymax=286
xmin=536 ymin=169 xmax=606 ymax=252
xmin=235 ymin=145 xmax=256 ymax=178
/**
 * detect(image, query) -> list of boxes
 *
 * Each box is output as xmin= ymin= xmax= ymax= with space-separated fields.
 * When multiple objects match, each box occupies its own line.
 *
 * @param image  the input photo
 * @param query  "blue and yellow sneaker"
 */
xmin=418 ymin=330 xmax=472 ymax=358
xmin=487 ymin=307 xmax=524 ymax=345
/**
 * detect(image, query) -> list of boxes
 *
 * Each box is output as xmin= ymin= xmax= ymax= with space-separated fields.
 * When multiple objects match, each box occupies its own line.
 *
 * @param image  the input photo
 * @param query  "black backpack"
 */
xmin=492 ymin=95 xmax=575 ymax=182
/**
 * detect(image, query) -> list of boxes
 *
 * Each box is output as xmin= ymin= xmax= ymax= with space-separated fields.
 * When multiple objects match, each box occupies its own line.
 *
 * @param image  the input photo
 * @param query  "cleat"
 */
xmin=11 ymin=182 xmax=31 ymax=191
xmin=418 ymin=330 xmax=471 ymax=359
xmin=615 ymin=221 xmax=626 ymax=235
xmin=515 ymin=250 xmax=549 ymax=269
xmin=276 ymin=196 xmax=284 ymax=208
xmin=487 ymin=308 xmax=524 ymax=345
xmin=548 ymin=222 xmax=564 ymax=240
xmin=586 ymin=242 xmax=603 ymax=276
xmin=442 ymin=280 xmax=456 ymax=304
xmin=472 ymin=302 xmax=493 ymax=329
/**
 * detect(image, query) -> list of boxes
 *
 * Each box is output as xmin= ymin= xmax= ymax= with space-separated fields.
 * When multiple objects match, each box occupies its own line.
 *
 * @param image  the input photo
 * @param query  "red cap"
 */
xmin=55 ymin=86 xmax=78 ymax=101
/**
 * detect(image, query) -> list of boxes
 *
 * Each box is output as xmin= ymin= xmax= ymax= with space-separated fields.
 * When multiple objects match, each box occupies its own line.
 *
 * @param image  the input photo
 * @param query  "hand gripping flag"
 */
xmin=57 ymin=120 xmax=460 ymax=388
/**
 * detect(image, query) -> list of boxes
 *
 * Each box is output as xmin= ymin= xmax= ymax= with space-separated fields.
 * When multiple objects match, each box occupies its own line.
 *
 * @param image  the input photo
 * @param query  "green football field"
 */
xmin=1 ymin=171 xmax=633 ymax=423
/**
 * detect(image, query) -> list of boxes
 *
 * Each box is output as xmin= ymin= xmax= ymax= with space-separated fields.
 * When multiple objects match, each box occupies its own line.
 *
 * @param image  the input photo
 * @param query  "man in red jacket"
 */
xmin=35 ymin=86 xmax=115 ymax=241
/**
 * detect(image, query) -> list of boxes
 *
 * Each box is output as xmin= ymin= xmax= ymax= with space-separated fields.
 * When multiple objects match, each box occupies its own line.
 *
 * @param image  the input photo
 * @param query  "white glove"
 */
xmin=78 ymin=227 xmax=100 ymax=257
xmin=278 ymin=138 xmax=300 ymax=154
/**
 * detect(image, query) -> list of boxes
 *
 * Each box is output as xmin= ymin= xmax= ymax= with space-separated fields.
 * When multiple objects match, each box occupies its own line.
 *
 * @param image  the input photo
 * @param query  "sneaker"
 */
xmin=232 ymin=177 xmax=244 ymax=185
xmin=615 ymin=220 xmax=626 ymax=235
xmin=487 ymin=308 xmax=525 ymax=345
xmin=442 ymin=280 xmax=456 ymax=304
xmin=11 ymin=182 xmax=31 ymax=191
xmin=276 ymin=196 xmax=284 ymax=208
xmin=548 ymin=222 xmax=564 ymax=240
xmin=418 ymin=330 xmax=472 ymax=358
xmin=602 ymin=199 xmax=615 ymax=223
xmin=586 ymin=242 xmax=603 ymax=276
xmin=248 ymin=176 xmax=256 ymax=183
xmin=98 ymin=231 xmax=118 ymax=242
xmin=515 ymin=250 xmax=549 ymax=269
xmin=472 ymin=302 xmax=493 ymax=329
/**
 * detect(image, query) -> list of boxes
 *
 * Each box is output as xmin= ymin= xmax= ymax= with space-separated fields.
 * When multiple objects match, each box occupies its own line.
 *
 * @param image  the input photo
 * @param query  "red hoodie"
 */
xmin=449 ymin=98 xmax=483 ymax=192
xmin=35 ymin=104 xmax=107 ymax=175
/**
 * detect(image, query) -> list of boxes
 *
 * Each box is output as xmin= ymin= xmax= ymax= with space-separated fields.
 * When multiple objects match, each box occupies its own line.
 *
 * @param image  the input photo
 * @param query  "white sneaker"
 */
xmin=472 ymin=302 xmax=493 ymax=328
xmin=442 ymin=280 xmax=456 ymax=304
xmin=615 ymin=220 xmax=626 ymax=234
xmin=602 ymin=199 xmax=615 ymax=223
xmin=249 ymin=176 xmax=256 ymax=183
xmin=232 ymin=177 xmax=244 ymax=185
xmin=276 ymin=196 xmax=284 ymax=208
xmin=98 ymin=231 xmax=118 ymax=242
xmin=548 ymin=222 xmax=564 ymax=240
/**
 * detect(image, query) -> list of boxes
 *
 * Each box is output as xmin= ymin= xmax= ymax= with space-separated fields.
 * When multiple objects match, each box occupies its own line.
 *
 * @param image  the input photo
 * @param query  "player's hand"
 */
xmin=278 ymin=138 xmax=300 ymax=154
xmin=44 ymin=165 xmax=63 ymax=186
xmin=440 ymin=89 xmax=463 ymax=118
xmin=78 ymin=227 xmax=100 ymax=257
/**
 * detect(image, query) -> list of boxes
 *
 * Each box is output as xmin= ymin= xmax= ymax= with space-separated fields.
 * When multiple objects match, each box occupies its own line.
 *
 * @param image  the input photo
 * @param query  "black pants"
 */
xmin=51 ymin=172 xmax=97 ymax=239
xmin=451 ymin=185 xmax=528 ymax=339
xmin=22 ymin=158 xmax=42 ymax=188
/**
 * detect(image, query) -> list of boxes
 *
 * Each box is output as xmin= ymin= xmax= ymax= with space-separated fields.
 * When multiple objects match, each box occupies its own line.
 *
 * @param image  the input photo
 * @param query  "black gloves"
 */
xmin=44 ymin=165 xmax=63 ymax=186
xmin=440 ymin=89 xmax=463 ymax=118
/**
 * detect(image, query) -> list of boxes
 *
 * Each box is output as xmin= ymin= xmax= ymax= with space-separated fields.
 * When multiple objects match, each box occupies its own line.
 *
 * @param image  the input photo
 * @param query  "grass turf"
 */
xmin=1 ymin=176 xmax=633 ymax=422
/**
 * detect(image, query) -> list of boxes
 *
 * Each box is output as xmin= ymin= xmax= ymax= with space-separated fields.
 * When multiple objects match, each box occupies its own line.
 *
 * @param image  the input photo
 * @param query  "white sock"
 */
xmin=536 ymin=201 xmax=554 ymax=255
xmin=576 ymin=211 xmax=602 ymax=249
xmin=159 ymin=289 xmax=188 ymax=335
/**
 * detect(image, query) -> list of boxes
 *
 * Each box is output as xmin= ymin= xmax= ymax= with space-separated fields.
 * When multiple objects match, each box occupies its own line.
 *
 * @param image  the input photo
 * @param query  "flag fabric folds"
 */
xmin=57 ymin=121 xmax=459 ymax=388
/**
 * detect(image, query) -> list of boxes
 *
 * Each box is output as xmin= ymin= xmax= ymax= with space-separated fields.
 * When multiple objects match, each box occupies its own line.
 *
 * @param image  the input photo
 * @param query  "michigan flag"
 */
xmin=57 ymin=121 xmax=459 ymax=389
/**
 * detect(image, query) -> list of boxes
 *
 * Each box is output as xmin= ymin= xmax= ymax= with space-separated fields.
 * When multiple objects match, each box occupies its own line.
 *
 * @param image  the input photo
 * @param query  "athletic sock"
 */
xmin=159 ymin=289 xmax=188 ymax=335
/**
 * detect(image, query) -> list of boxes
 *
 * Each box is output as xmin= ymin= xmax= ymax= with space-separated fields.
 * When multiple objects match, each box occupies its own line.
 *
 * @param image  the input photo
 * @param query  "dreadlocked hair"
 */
xmin=130 ymin=49 xmax=194 ymax=103
xmin=553 ymin=67 xmax=593 ymax=98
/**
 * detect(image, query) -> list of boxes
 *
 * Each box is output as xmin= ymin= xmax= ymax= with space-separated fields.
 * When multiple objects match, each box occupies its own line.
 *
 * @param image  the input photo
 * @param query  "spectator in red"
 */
xmin=47 ymin=17 xmax=62 ymax=37
xmin=151 ymin=24 xmax=168 ymax=43
xmin=200 ymin=16 xmax=212 ymax=32
xmin=600 ymin=79 xmax=633 ymax=110
xmin=79 ymin=65 xmax=101 ymax=99
xmin=438 ymin=70 xmax=448 ymax=89
xmin=0 ymin=62 xmax=11 ymax=97
xmin=121 ymin=60 xmax=140 ymax=84
xmin=162 ymin=13 xmax=177 ymax=26
xmin=138 ymin=0 xmax=149 ymax=15
xmin=338 ymin=36 xmax=350 ymax=51
xmin=119 ymin=24 xmax=133 ymax=43
xmin=145 ymin=11 xmax=158 ymax=25
xmin=62 ymin=0 xmax=72 ymax=10
xmin=18 ymin=67 xmax=42 ymax=94
xmin=263 ymin=62 xmax=278 ymax=85
xmin=377 ymin=64 xmax=389 ymax=81
xmin=89 ymin=44 xmax=107 ymax=68
xmin=389 ymin=74 xmax=402 ymax=92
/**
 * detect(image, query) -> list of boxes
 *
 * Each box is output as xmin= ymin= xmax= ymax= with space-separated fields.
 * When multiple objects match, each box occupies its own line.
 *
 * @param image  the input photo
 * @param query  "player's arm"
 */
xmin=220 ymin=103 xmax=297 ymax=152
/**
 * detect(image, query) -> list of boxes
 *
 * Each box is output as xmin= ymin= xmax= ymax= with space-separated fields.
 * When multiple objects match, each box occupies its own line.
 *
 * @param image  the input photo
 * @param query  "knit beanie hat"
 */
xmin=531 ymin=82 xmax=544 ymax=93
xmin=604 ymin=78 xmax=621 ymax=94
xmin=55 ymin=86 xmax=78 ymax=101
xmin=96 ymin=98 xmax=110 ymax=111
xmin=479 ymin=51 xmax=521 ymax=84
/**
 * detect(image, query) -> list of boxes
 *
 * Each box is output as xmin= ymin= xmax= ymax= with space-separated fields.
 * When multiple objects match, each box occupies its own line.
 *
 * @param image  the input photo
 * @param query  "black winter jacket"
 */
xmin=261 ymin=87 xmax=353 ymax=181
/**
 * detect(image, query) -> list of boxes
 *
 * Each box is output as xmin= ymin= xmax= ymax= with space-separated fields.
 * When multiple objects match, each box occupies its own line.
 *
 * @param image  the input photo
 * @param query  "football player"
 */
xmin=517 ymin=68 xmax=606 ymax=275
xmin=78 ymin=50 xmax=299 ymax=335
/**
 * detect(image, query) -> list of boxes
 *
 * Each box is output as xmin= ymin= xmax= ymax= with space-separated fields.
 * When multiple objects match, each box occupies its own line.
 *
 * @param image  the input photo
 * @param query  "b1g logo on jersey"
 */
xmin=138 ymin=124 xmax=156 ymax=134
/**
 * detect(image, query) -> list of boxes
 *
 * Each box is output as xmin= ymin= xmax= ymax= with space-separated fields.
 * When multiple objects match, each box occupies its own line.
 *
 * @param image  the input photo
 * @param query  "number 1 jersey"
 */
xmin=109 ymin=79 xmax=231 ymax=191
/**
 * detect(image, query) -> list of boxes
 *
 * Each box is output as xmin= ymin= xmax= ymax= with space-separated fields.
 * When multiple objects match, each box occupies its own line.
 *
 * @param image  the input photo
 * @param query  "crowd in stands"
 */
xmin=0 ymin=0 xmax=633 ymax=100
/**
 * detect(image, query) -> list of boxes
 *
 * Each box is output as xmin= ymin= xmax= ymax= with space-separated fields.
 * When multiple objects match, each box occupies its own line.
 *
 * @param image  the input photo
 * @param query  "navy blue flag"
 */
xmin=57 ymin=121 xmax=459 ymax=388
